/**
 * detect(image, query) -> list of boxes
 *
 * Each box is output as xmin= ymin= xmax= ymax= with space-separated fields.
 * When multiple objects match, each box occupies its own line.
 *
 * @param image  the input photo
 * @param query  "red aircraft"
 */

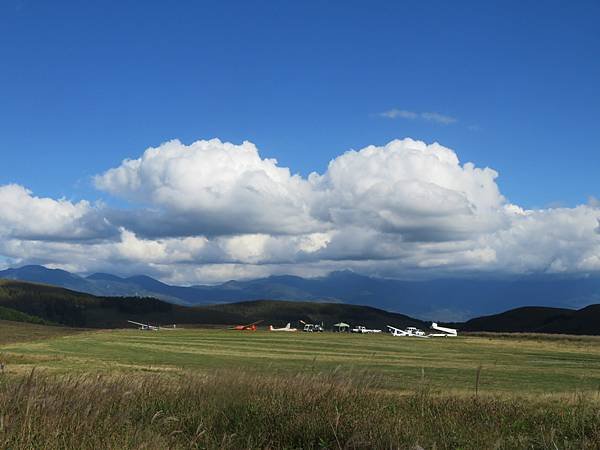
xmin=230 ymin=320 xmax=263 ymax=331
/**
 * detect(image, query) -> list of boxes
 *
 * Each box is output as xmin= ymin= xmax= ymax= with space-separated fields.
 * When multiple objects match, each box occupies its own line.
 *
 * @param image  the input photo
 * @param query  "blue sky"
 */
xmin=0 ymin=1 xmax=600 ymax=284
xmin=1 ymin=0 xmax=599 ymax=208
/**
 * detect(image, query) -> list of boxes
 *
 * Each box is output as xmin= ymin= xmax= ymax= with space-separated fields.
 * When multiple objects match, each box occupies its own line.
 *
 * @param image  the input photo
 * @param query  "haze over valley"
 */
xmin=2 ymin=264 xmax=600 ymax=321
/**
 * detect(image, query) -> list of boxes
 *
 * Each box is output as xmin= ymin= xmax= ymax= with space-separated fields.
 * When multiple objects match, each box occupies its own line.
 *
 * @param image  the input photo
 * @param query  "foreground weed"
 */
xmin=0 ymin=370 xmax=599 ymax=449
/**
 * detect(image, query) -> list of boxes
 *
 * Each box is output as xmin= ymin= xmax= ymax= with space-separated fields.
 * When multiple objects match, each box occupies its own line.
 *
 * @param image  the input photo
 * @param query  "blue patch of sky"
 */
xmin=0 ymin=0 xmax=599 ymax=209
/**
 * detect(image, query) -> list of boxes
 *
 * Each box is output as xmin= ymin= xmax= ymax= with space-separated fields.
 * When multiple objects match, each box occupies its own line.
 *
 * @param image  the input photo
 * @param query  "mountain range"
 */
xmin=3 ymin=278 xmax=600 ymax=335
xmin=0 ymin=279 xmax=426 ymax=330
xmin=2 ymin=265 xmax=600 ymax=320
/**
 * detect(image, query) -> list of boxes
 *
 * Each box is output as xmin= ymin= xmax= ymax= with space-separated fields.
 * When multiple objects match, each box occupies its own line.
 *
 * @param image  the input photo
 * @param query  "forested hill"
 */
xmin=459 ymin=305 xmax=600 ymax=335
xmin=4 ymin=265 xmax=600 ymax=321
xmin=0 ymin=280 xmax=425 ymax=330
xmin=5 ymin=279 xmax=600 ymax=335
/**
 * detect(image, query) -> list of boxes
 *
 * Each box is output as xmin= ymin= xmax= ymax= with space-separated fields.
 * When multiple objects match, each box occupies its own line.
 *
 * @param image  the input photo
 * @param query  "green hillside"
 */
xmin=0 ymin=320 xmax=81 ymax=345
xmin=0 ymin=280 xmax=425 ymax=329
xmin=0 ymin=305 xmax=53 ymax=325
xmin=460 ymin=305 xmax=600 ymax=335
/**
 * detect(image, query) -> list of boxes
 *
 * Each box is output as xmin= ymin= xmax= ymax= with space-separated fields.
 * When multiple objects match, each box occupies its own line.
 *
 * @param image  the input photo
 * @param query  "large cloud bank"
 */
xmin=1 ymin=138 xmax=599 ymax=283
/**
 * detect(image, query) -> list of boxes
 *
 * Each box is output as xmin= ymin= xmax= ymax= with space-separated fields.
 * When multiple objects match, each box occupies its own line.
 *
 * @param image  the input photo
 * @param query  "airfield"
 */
xmin=3 ymin=322 xmax=600 ymax=395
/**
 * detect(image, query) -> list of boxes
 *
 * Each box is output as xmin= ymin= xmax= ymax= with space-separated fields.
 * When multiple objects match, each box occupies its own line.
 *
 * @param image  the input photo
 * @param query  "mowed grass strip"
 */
xmin=3 ymin=328 xmax=600 ymax=394
xmin=0 ymin=320 xmax=83 ymax=345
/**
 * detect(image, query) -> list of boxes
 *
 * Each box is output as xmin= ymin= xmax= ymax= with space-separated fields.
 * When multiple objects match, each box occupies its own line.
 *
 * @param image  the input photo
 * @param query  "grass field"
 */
xmin=3 ymin=327 xmax=600 ymax=395
xmin=0 ymin=320 xmax=82 ymax=345
xmin=2 ymin=324 xmax=600 ymax=448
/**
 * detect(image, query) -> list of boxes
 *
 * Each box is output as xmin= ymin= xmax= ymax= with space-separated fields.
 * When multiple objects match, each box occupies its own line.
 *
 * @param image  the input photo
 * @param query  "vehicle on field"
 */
xmin=300 ymin=320 xmax=324 ymax=332
xmin=351 ymin=325 xmax=382 ymax=334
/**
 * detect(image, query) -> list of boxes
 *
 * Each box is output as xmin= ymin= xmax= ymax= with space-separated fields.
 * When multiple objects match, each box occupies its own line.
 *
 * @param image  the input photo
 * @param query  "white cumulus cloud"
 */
xmin=0 ymin=184 xmax=111 ymax=241
xmin=0 ymin=137 xmax=598 ymax=284
xmin=95 ymin=139 xmax=319 ymax=236
xmin=309 ymin=139 xmax=508 ymax=241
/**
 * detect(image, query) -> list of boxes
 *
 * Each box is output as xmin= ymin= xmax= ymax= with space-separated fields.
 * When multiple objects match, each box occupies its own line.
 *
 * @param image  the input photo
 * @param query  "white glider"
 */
xmin=269 ymin=323 xmax=298 ymax=332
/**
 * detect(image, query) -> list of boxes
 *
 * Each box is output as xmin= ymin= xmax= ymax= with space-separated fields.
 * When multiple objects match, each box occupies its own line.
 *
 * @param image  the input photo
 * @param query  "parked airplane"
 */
xmin=429 ymin=322 xmax=458 ymax=337
xmin=269 ymin=323 xmax=298 ymax=332
xmin=351 ymin=325 xmax=382 ymax=334
xmin=387 ymin=325 xmax=428 ymax=338
xmin=127 ymin=320 xmax=159 ymax=331
xmin=387 ymin=323 xmax=458 ymax=338
xmin=231 ymin=320 xmax=263 ymax=331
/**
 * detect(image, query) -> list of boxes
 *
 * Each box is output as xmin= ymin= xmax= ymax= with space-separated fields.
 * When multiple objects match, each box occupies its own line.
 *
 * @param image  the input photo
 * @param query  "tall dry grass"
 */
xmin=0 ymin=368 xmax=599 ymax=449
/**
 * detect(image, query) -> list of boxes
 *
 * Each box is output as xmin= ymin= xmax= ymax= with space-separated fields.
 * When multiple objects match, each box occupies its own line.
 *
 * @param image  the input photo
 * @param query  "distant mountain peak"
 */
xmin=125 ymin=275 xmax=170 ymax=288
xmin=11 ymin=264 xmax=71 ymax=274
xmin=87 ymin=273 xmax=125 ymax=282
xmin=2 ymin=264 xmax=80 ymax=279
xmin=2 ymin=265 xmax=600 ymax=321
xmin=325 ymin=270 xmax=367 ymax=279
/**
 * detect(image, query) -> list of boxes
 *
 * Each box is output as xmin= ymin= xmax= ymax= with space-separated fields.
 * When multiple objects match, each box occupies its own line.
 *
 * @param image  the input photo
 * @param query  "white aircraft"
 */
xmin=351 ymin=325 xmax=382 ymax=334
xmin=127 ymin=320 xmax=177 ymax=331
xmin=428 ymin=322 xmax=458 ymax=337
xmin=269 ymin=323 xmax=298 ymax=332
xmin=387 ymin=325 xmax=429 ymax=338
xmin=387 ymin=323 xmax=458 ymax=338
xmin=127 ymin=320 xmax=159 ymax=331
